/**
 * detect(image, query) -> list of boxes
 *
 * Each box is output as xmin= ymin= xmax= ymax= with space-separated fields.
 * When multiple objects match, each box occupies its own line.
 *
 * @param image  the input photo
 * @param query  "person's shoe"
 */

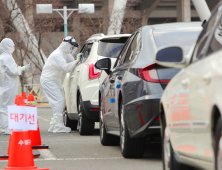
xmin=53 ymin=124 xmax=71 ymax=133
xmin=48 ymin=117 xmax=55 ymax=133
xmin=53 ymin=113 xmax=71 ymax=133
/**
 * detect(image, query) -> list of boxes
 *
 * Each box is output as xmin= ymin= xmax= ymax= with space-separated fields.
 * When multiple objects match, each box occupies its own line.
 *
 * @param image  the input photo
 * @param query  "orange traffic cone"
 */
xmin=17 ymin=96 xmax=25 ymax=106
xmin=22 ymin=92 xmax=27 ymax=104
xmin=28 ymin=101 xmax=49 ymax=149
xmin=28 ymin=93 xmax=35 ymax=107
xmin=1 ymin=130 xmax=49 ymax=170
xmin=0 ymin=96 xmax=40 ymax=160
xmin=14 ymin=95 xmax=19 ymax=105
xmin=0 ymin=130 xmax=40 ymax=160
xmin=29 ymin=121 xmax=49 ymax=150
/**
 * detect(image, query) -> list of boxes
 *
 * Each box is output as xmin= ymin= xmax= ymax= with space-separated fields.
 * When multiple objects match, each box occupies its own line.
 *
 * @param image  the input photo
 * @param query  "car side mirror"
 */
xmin=95 ymin=58 xmax=111 ymax=75
xmin=155 ymin=46 xmax=187 ymax=68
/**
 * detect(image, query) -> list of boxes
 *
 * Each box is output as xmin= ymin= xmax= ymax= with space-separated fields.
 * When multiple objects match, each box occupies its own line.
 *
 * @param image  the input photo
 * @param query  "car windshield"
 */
xmin=153 ymin=27 xmax=202 ymax=55
xmin=97 ymin=37 xmax=128 ymax=58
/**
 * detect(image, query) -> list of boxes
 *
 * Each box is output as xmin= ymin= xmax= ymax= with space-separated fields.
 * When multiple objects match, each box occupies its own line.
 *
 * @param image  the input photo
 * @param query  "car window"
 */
xmin=154 ymin=28 xmax=201 ymax=56
xmin=115 ymin=35 xmax=135 ymax=66
xmin=97 ymin=37 xmax=128 ymax=58
xmin=192 ymin=8 xmax=221 ymax=62
xmin=82 ymin=43 xmax=93 ymax=62
xmin=123 ymin=33 xmax=140 ymax=63
xmin=206 ymin=16 xmax=222 ymax=55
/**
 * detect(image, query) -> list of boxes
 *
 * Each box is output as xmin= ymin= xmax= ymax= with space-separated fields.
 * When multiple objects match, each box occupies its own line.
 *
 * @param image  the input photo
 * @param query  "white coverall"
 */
xmin=40 ymin=41 xmax=78 ymax=133
xmin=0 ymin=38 xmax=21 ymax=134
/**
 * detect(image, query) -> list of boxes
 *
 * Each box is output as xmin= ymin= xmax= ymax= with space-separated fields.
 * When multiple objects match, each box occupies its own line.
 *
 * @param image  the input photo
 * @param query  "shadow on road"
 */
xmin=93 ymin=129 xmax=100 ymax=136
xmin=143 ymin=143 xmax=162 ymax=160
xmin=93 ymin=128 xmax=162 ymax=160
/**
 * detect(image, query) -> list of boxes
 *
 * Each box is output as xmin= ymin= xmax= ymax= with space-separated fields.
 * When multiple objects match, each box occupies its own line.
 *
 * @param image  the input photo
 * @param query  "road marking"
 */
xmin=42 ymin=138 xmax=99 ymax=141
xmin=37 ymin=116 xmax=50 ymax=121
xmin=34 ymin=157 xmax=123 ymax=161
xmin=38 ymin=149 xmax=57 ymax=160
xmin=0 ymin=157 xmax=123 ymax=163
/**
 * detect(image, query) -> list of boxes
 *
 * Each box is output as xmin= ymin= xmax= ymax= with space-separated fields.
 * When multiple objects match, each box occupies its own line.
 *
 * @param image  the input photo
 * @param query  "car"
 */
xmin=63 ymin=33 xmax=130 ymax=135
xmin=157 ymin=2 xmax=222 ymax=170
xmin=95 ymin=22 xmax=202 ymax=158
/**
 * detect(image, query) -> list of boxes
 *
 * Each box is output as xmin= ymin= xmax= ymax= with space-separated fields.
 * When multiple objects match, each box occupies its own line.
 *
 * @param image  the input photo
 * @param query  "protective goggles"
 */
xmin=62 ymin=37 xmax=79 ymax=48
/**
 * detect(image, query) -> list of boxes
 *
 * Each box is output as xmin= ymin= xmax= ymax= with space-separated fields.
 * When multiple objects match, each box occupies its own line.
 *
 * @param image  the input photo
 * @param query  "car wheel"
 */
xmin=78 ymin=95 xmax=95 ymax=135
xmin=215 ymin=118 xmax=222 ymax=170
xmin=119 ymin=100 xmax=145 ymax=158
xmin=162 ymin=114 xmax=190 ymax=170
xmin=99 ymin=97 xmax=119 ymax=146
xmin=63 ymin=109 xmax=78 ymax=130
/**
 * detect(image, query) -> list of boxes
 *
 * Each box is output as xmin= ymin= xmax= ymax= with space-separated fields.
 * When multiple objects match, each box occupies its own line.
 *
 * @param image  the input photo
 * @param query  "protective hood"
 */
xmin=0 ymin=38 xmax=15 ymax=55
xmin=57 ymin=41 xmax=73 ymax=54
xmin=58 ymin=36 xmax=78 ymax=55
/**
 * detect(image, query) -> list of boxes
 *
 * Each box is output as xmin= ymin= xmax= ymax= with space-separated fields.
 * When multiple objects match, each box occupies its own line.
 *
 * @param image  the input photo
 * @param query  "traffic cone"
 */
xmin=14 ymin=95 xmax=19 ymax=105
xmin=22 ymin=92 xmax=27 ymax=104
xmin=1 ymin=130 xmax=49 ymax=170
xmin=17 ymin=96 xmax=25 ymax=106
xmin=0 ymin=131 xmax=40 ymax=160
xmin=0 ymin=96 xmax=40 ymax=160
xmin=29 ymin=121 xmax=49 ymax=150
xmin=28 ymin=93 xmax=35 ymax=107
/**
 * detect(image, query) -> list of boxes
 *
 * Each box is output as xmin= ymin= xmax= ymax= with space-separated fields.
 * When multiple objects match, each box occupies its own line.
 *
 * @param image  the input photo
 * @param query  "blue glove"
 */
xmin=76 ymin=53 xmax=83 ymax=62
xmin=25 ymin=65 xmax=30 ymax=72
xmin=21 ymin=64 xmax=30 ymax=72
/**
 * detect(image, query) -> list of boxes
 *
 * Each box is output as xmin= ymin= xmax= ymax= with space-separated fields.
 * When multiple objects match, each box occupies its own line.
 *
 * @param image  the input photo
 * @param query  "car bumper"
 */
xmin=82 ymin=100 xmax=99 ymax=121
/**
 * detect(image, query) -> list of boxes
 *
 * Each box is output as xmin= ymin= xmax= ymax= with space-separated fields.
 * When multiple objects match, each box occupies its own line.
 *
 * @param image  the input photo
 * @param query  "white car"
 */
xmin=63 ymin=33 xmax=130 ymax=135
xmin=157 ymin=2 xmax=222 ymax=170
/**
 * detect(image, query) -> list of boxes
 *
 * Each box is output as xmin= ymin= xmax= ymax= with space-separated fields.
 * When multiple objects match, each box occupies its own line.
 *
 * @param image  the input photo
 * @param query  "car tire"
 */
xmin=215 ymin=118 xmax=222 ymax=170
xmin=63 ymin=109 xmax=78 ymax=130
xmin=99 ymin=97 xmax=119 ymax=146
xmin=78 ymin=95 xmax=95 ymax=135
xmin=162 ymin=114 xmax=191 ymax=170
xmin=120 ymin=100 xmax=145 ymax=158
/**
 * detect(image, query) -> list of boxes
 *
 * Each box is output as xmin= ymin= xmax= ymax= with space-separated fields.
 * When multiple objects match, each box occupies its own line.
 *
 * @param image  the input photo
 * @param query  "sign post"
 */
xmin=36 ymin=4 xmax=95 ymax=37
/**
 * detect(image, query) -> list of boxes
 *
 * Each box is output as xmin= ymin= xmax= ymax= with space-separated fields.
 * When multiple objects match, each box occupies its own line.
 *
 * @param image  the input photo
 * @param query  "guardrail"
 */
xmin=18 ymin=84 xmax=48 ymax=104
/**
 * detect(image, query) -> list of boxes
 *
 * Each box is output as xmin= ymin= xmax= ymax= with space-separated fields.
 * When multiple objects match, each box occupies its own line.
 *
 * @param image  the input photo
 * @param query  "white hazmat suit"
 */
xmin=0 ymin=38 xmax=25 ymax=134
xmin=40 ymin=37 xmax=79 ymax=133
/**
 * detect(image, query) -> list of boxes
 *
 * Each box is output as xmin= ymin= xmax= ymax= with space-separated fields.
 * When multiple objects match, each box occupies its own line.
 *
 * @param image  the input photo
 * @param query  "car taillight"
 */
xmin=88 ymin=63 xmax=100 ymax=79
xmin=138 ymin=63 xmax=159 ymax=83
xmin=138 ymin=63 xmax=170 ymax=83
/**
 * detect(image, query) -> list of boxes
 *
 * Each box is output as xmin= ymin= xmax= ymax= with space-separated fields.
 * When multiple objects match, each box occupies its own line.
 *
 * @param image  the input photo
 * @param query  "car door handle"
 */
xmin=123 ymin=83 xmax=128 ymax=87
xmin=203 ymin=72 xmax=211 ymax=83
xmin=109 ymin=78 xmax=115 ymax=83
xmin=117 ymin=75 xmax=123 ymax=80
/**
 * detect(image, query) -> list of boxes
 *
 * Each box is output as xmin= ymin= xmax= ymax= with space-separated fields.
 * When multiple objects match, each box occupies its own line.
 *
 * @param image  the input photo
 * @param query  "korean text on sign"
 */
xmin=7 ymin=106 xmax=37 ymax=130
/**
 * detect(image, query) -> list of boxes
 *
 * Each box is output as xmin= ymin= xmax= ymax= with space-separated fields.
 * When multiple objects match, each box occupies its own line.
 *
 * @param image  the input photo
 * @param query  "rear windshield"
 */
xmin=154 ymin=28 xmax=201 ymax=55
xmin=97 ymin=37 xmax=128 ymax=58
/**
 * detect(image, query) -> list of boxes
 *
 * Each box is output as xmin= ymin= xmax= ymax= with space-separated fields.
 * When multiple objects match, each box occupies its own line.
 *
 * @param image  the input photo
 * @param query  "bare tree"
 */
xmin=0 ymin=0 xmax=146 ymax=93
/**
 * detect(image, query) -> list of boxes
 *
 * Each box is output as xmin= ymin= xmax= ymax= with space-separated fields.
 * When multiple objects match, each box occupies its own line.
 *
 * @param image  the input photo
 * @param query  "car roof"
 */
xmin=149 ymin=22 xmax=202 ymax=31
xmin=86 ymin=33 xmax=131 ymax=42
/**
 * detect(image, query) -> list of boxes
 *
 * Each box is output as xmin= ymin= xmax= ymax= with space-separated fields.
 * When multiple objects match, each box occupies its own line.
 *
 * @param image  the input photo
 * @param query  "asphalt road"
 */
xmin=0 ymin=107 xmax=162 ymax=170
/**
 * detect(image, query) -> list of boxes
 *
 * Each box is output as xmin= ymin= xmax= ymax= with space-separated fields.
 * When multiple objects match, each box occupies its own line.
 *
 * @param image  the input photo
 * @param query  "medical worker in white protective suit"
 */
xmin=40 ymin=36 xmax=81 ymax=133
xmin=0 ymin=38 xmax=30 ymax=134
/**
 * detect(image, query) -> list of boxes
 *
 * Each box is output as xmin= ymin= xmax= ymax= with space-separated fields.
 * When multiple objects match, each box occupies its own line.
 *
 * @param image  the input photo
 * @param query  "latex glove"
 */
xmin=76 ymin=53 xmax=83 ymax=62
xmin=21 ymin=64 xmax=30 ymax=72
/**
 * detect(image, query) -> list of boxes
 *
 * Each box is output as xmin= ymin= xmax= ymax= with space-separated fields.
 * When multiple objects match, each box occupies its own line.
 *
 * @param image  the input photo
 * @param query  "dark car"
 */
xmin=95 ymin=22 xmax=202 ymax=158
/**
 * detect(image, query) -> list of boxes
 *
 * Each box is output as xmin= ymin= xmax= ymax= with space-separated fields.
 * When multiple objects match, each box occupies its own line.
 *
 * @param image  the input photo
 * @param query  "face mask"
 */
xmin=9 ymin=45 xmax=15 ymax=54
